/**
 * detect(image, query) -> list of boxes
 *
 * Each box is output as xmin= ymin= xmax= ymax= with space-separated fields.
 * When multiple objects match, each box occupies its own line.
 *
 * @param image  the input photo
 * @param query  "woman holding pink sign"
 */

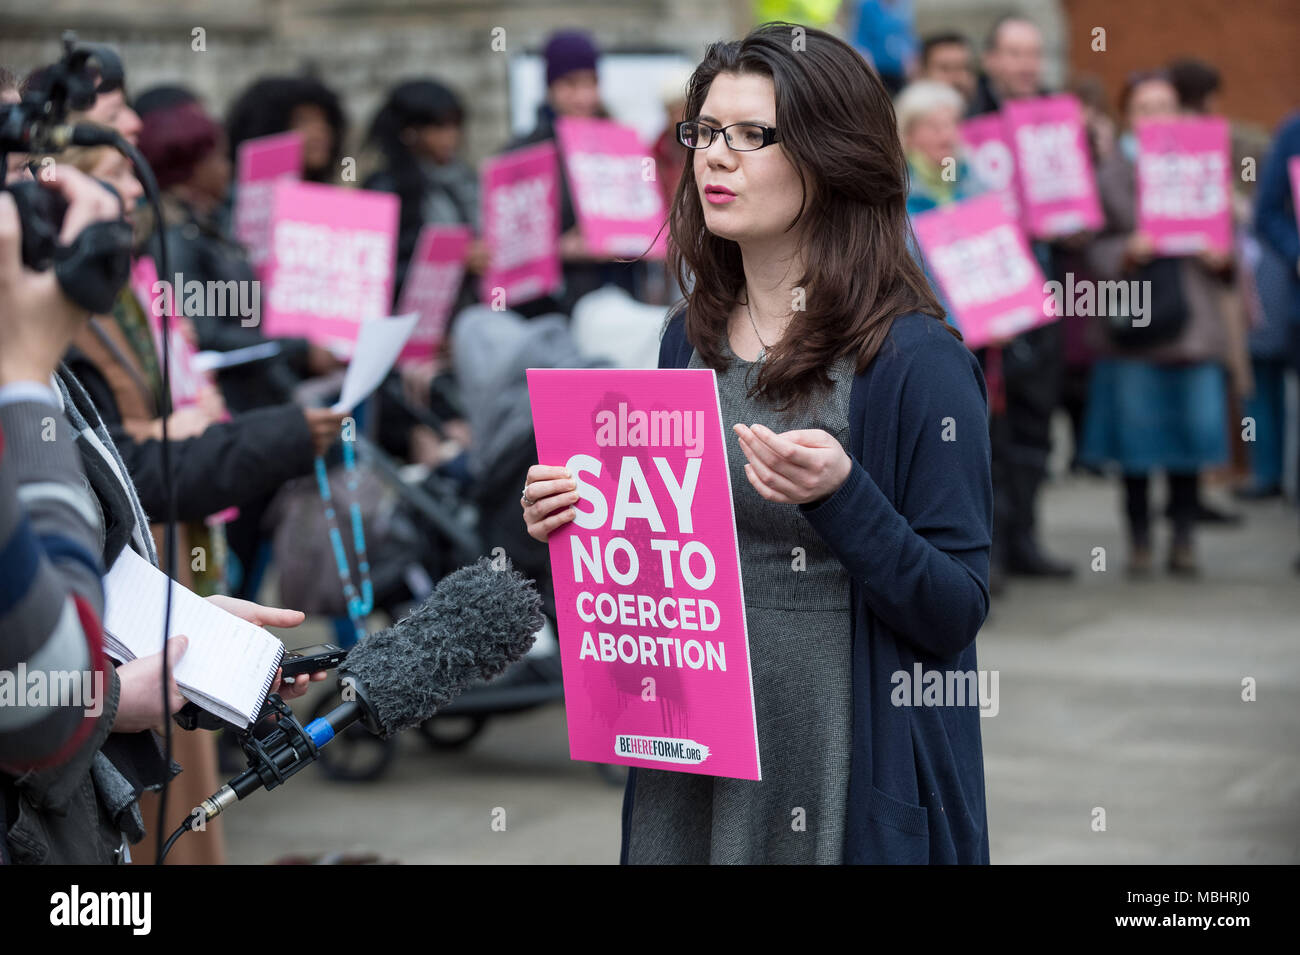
xmin=1078 ymin=71 xmax=1237 ymax=576
xmin=523 ymin=23 xmax=992 ymax=865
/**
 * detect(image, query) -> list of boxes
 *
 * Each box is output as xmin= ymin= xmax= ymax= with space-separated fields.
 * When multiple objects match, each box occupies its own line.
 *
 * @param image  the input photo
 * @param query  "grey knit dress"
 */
xmin=623 ymin=336 xmax=856 ymax=864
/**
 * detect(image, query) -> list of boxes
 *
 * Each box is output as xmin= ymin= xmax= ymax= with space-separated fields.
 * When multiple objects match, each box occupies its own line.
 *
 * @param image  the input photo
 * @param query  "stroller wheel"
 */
xmin=418 ymin=715 xmax=488 ymax=750
xmin=311 ymin=698 xmax=398 ymax=782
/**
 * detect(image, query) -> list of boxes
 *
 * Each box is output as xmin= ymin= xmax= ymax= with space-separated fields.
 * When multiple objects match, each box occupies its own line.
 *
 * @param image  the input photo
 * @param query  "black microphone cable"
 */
xmin=86 ymin=126 xmax=179 ymax=864
xmin=34 ymin=121 xmax=181 ymax=862
xmin=112 ymin=129 xmax=180 ymax=866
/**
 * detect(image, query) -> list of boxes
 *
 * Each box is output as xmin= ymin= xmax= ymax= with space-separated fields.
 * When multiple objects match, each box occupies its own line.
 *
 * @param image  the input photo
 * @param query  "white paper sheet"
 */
xmin=331 ymin=312 xmax=421 ymax=413
xmin=190 ymin=341 xmax=283 ymax=373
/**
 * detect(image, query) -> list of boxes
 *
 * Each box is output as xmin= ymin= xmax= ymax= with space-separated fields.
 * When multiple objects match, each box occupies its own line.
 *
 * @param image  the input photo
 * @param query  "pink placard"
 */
xmin=480 ymin=141 xmax=562 ymax=308
xmin=527 ymin=368 xmax=760 ymax=781
xmin=131 ymin=257 xmax=206 ymax=409
xmin=962 ymin=114 xmax=1020 ymax=222
xmin=912 ymin=194 xmax=1052 ymax=349
xmin=1288 ymin=156 xmax=1300 ymax=234
xmin=396 ymin=225 xmax=471 ymax=363
xmin=1005 ymin=94 xmax=1102 ymax=239
xmin=1136 ymin=117 xmax=1231 ymax=255
xmin=233 ymin=132 xmax=303 ymax=272
xmin=260 ymin=181 xmax=399 ymax=351
xmin=556 ymin=116 xmax=668 ymax=260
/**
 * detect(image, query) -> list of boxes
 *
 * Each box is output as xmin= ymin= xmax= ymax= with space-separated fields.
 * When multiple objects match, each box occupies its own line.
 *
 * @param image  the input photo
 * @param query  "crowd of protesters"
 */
xmin=902 ymin=15 xmax=1300 ymax=584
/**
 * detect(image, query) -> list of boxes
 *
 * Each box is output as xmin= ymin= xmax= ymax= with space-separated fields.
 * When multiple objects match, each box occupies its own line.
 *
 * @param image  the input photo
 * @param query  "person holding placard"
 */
xmin=523 ymin=23 xmax=992 ymax=865
xmin=968 ymin=14 xmax=1078 ymax=581
xmin=1078 ymin=71 xmax=1236 ymax=576
xmin=363 ymin=79 xmax=487 ymax=311
xmin=363 ymin=79 xmax=485 ymax=464
xmin=504 ymin=30 xmax=647 ymax=317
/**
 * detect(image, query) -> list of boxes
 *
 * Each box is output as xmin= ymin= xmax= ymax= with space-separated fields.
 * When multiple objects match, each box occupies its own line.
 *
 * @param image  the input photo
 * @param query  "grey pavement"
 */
xmin=224 ymin=472 xmax=1300 ymax=864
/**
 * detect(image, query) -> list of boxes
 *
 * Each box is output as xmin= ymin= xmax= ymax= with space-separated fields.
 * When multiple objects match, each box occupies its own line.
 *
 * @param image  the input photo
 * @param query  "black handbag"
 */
xmin=1106 ymin=257 xmax=1188 ymax=348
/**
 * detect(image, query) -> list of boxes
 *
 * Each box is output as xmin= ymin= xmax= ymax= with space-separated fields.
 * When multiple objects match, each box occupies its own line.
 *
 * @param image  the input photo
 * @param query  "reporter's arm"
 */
xmin=57 ymin=356 xmax=318 ymax=521
xmin=110 ymin=403 xmax=317 ymax=522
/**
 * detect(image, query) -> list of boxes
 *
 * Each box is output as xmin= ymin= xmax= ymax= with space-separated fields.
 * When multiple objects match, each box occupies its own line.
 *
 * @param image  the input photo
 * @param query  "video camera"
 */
xmin=0 ymin=31 xmax=133 ymax=312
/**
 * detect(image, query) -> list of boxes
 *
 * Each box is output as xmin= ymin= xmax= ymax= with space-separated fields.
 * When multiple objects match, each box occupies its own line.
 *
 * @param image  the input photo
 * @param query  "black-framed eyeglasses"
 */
xmin=677 ymin=120 xmax=780 ymax=151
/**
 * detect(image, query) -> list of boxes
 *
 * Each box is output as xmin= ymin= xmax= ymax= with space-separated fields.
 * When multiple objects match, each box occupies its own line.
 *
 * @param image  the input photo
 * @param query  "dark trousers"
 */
xmin=982 ymin=321 xmax=1064 ymax=568
xmin=1125 ymin=471 xmax=1198 ymax=544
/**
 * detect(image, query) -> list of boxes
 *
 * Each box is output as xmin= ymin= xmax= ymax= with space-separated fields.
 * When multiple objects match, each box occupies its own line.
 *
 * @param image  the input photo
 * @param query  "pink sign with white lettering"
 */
xmin=233 ymin=131 xmax=302 ymax=271
xmin=556 ymin=116 xmax=667 ymax=259
xmin=260 ymin=181 xmax=399 ymax=350
xmin=397 ymin=225 xmax=470 ymax=363
xmin=1137 ymin=117 xmax=1232 ymax=255
xmin=480 ymin=141 xmax=562 ymax=308
xmin=527 ymin=368 xmax=759 ymax=780
xmin=1004 ymin=94 xmax=1102 ymax=239
xmin=912 ymin=194 xmax=1052 ymax=349
xmin=131 ymin=256 xmax=206 ymax=409
xmin=962 ymin=113 xmax=1021 ymax=222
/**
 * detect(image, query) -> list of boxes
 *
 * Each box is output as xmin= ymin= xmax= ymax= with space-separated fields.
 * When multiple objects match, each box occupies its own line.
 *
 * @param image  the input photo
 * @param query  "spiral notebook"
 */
xmin=101 ymin=549 xmax=284 ymax=728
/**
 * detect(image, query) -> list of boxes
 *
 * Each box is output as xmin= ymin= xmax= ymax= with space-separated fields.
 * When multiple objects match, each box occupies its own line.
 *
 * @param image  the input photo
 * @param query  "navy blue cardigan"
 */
xmin=621 ymin=308 xmax=993 ymax=864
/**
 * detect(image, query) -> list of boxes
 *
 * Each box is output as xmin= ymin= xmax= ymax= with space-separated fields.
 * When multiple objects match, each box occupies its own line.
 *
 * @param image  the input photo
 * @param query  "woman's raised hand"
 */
xmin=734 ymin=423 xmax=852 ymax=506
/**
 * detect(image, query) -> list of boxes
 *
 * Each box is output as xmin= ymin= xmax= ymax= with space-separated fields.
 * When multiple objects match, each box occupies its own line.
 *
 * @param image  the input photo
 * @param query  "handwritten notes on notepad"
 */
xmin=102 ymin=549 xmax=285 ymax=728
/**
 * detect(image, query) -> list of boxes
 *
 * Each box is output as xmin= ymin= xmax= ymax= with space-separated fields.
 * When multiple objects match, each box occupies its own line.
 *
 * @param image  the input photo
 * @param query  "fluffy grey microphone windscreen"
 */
xmin=340 ymin=557 xmax=544 ymax=736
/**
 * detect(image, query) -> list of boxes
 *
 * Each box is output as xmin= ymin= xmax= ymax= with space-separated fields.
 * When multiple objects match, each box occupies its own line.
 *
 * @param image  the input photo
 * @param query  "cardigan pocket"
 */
xmin=868 ymin=785 xmax=929 ymax=836
xmin=864 ymin=785 xmax=930 ymax=864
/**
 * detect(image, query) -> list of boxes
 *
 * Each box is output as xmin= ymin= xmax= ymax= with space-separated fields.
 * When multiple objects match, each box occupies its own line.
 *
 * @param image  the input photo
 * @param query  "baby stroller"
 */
xmin=306 ymin=306 xmax=615 ymax=781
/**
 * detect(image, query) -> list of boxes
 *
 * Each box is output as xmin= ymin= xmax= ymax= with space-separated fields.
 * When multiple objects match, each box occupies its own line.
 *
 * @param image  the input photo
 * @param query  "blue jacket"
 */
xmin=622 ymin=308 xmax=993 ymax=864
xmin=1253 ymin=111 xmax=1300 ymax=366
xmin=1254 ymin=111 xmax=1300 ymax=273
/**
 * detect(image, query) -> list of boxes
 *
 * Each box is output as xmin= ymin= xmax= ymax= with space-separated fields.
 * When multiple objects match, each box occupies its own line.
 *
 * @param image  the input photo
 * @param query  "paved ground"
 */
xmin=224 ymin=472 xmax=1300 ymax=864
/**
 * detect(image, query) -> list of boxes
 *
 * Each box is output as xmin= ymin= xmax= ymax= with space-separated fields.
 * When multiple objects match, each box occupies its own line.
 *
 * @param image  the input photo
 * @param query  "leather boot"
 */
xmin=1004 ymin=460 xmax=1074 ymax=578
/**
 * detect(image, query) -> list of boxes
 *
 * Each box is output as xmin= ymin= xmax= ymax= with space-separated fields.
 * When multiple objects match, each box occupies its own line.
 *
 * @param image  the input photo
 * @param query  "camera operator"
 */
xmin=0 ymin=150 xmax=326 ymax=862
xmin=0 ymin=163 xmax=188 ymax=863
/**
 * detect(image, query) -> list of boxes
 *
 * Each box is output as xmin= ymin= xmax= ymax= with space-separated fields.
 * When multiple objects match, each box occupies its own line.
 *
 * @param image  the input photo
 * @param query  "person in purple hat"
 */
xmin=503 ymin=30 xmax=647 ymax=317
xmin=541 ymin=29 xmax=603 ymax=120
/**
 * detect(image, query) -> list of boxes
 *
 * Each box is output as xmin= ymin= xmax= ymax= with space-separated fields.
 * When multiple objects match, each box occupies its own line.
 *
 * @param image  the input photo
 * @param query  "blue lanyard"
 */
xmin=314 ymin=435 xmax=372 ymax=642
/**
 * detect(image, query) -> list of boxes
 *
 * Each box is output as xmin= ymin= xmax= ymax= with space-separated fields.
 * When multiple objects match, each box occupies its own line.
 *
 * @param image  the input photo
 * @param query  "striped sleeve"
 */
xmin=0 ymin=397 xmax=112 ymax=772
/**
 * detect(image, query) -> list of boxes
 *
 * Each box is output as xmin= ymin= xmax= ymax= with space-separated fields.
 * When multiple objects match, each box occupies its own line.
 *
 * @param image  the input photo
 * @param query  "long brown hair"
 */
xmin=669 ymin=21 xmax=952 ymax=412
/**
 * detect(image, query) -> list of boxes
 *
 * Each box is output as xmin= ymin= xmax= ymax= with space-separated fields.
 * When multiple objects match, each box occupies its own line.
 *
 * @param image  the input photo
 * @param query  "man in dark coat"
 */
xmin=968 ymin=13 xmax=1075 ymax=583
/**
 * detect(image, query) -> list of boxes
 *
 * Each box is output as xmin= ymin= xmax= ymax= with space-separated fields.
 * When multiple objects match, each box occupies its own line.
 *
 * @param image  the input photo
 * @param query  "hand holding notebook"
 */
xmin=102 ymin=549 xmax=288 ymax=728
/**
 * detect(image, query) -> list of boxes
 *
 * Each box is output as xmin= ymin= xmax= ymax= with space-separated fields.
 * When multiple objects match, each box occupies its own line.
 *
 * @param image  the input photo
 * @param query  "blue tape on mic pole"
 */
xmin=314 ymin=432 xmax=372 ymax=644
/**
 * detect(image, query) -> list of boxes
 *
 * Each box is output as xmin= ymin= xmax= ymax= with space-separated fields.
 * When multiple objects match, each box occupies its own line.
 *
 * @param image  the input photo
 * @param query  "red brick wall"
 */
xmin=1062 ymin=0 xmax=1300 ymax=132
